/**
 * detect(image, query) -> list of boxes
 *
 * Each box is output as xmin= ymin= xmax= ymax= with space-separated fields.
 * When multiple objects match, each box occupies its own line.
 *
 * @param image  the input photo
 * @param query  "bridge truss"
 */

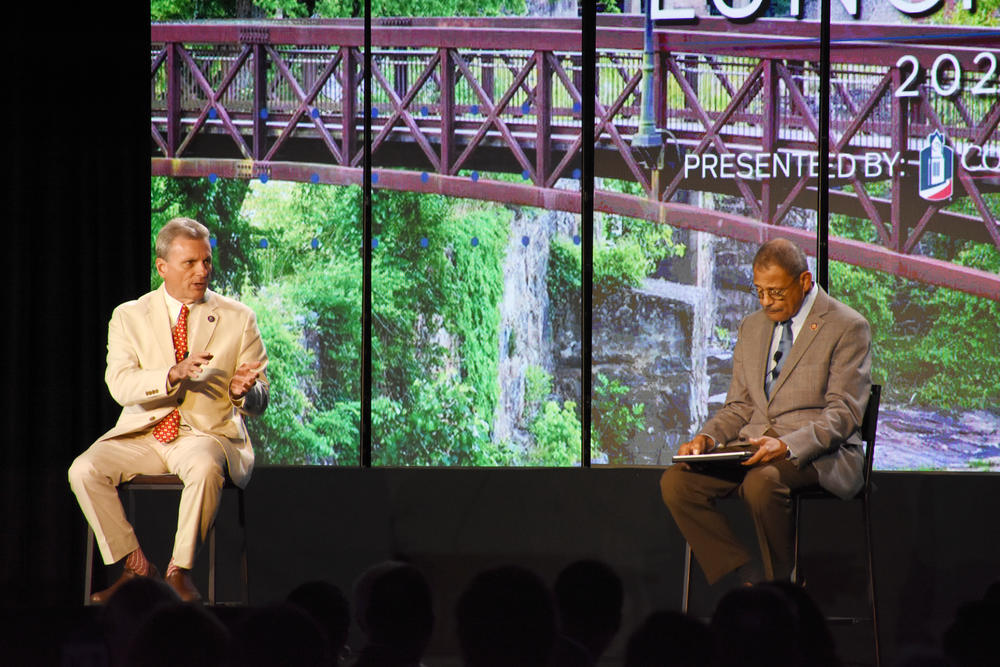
xmin=151 ymin=17 xmax=1000 ymax=299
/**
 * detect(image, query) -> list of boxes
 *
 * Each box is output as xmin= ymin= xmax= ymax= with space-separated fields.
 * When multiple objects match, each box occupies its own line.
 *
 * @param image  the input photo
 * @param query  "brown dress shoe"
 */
xmin=165 ymin=568 xmax=202 ymax=603
xmin=90 ymin=563 xmax=161 ymax=605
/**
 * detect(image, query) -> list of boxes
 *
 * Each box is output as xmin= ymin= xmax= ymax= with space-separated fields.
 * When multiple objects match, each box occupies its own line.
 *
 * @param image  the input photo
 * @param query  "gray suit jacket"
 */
xmin=96 ymin=284 xmax=269 ymax=488
xmin=702 ymin=286 xmax=872 ymax=499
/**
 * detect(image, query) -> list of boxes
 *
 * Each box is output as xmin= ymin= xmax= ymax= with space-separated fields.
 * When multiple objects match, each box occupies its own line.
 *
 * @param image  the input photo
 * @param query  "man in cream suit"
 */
xmin=70 ymin=217 xmax=268 ymax=603
xmin=661 ymin=238 xmax=871 ymax=585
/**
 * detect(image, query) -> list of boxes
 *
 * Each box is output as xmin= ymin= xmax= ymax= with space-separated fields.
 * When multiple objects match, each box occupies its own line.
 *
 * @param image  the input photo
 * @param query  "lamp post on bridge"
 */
xmin=631 ymin=0 xmax=663 ymax=175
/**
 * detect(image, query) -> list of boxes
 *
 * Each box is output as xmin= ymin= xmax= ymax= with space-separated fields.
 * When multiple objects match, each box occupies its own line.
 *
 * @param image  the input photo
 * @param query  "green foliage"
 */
xmin=528 ymin=400 xmax=581 ymax=466
xmin=242 ymin=288 xmax=357 ymax=464
xmin=830 ymin=227 xmax=1000 ymax=410
xmin=593 ymin=180 xmax=685 ymax=300
xmin=934 ymin=0 xmax=1000 ymax=26
xmin=590 ymin=372 xmax=645 ymax=464
xmin=594 ymin=240 xmax=650 ymax=299
xmin=154 ymin=0 xmax=526 ymax=20
xmin=152 ymin=176 xmax=515 ymax=465
xmin=373 ymin=374 xmax=492 ymax=465
xmin=369 ymin=194 xmax=509 ymax=433
xmin=524 ymin=364 xmax=553 ymax=420
xmin=548 ymin=235 xmax=582 ymax=323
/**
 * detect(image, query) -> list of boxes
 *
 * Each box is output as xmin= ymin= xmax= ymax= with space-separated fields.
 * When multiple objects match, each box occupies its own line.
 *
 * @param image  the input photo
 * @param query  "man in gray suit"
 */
xmin=660 ymin=238 xmax=871 ymax=585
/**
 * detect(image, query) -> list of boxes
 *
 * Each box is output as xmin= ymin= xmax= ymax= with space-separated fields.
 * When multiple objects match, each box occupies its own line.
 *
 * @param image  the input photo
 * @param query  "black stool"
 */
xmin=681 ymin=384 xmax=882 ymax=666
xmin=84 ymin=474 xmax=249 ymax=606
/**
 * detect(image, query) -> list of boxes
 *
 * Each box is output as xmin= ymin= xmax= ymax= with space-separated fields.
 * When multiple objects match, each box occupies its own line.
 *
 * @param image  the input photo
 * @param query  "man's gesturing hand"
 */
xmin=743 ymin=436 xmax=788 ymax=466
xmin=677 ymin=434 xmax=714 ymax=456
xmin=229 ymin=361 xmax=263 ymax=400
xmin=168 ymin=352 xmax=214 ymax=386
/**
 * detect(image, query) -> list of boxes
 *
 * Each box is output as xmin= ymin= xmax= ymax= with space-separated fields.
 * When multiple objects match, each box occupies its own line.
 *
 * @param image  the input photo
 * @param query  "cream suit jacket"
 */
xmin=95 ymin=284 xmax=268 ymax=488
xmin=702 ymin=286 xmax=872 ymax=499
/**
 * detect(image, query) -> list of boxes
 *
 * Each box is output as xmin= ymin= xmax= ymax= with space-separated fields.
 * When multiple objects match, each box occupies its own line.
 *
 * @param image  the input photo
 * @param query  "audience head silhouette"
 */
xmin=287 ymin=580 xmax=351 ymax=664
xmin=552 ymin=559 xmax=624 ymax=662
xmin=125 ymin=602 xmax=229 ymax=667
xmin=352 ymin=560 xmax=434 ymax=666
xmin=710 ymin=584 xmax=802 ymax=667
xmin=228 ymin=602 xmax=331 ymax=667
xmin=942 ymin=589 xmax=1000 ymax=667
xmin=764 ymin=581 xmax=841 ymax=667
xmin=102 ymin=577 xmax=181 ymax=667
xmin=456 ymin=564 xmax=556 ymax=667
xmin=623 ymin=609 xmax=711 ymax=667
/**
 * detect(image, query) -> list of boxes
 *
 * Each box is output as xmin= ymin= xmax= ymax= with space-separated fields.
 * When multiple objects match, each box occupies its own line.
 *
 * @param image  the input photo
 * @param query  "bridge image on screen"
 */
xmin=150 ymin=6 xmax=1000 ymax=471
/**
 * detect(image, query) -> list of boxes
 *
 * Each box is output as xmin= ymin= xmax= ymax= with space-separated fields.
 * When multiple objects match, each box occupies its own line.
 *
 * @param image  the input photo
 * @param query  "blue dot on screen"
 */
xmin=371 ymin=173 xmax=379 ymax=184
xmin=260 ymin=108 xmax=269 ymax=119
xmin=311 ymin=108 xmax=320 ymax=119
xmin=471 ymin=237 xmax=479 ymax=247
xmin=572 ymin=168 xmax=581 ymax=179
xmin=421 ymin=172 xmax=429 ymax=183
xmin=573 ymin=235 xmax=581 ymax=245
xmin=311 ymin=238 xmax=320 ymax=249
xmin=210 ymin=237 xmax=218 ymax=249
xmin=208 ymin=173 xmax=218 ymax=183
xmin=420 ymin=237 xmax=429 ymax=248
xmin=371 ymin=108 xmax=379 ymax=118
xmin=311 ymin=173 xmax=320 ymax=184
xmin=522 ymin=101 xmax=531 ymax=114
xmin=521 ymin=170 xmax=530 ymax=180
xmin=470 ymin=104 xmax=479 ymax=115
xmin=372 ymin=238 xmax=379 ymax=249
xmin=208 ymin=108 xmax=218 ymax=120
xmin=259 ymin=173 xmax=269 ymax=183
xmin=421 ymin=106 xmax=429 ymax=116
xmin=521 ymin=236 xmax=530 ymax=247
xmin=471 ymin=171 xmax=479 ymax=182
xmin=259 ymin=238 xmax=268 ymax=249
xmin=573 ymin=101 xmax=581 ymax=113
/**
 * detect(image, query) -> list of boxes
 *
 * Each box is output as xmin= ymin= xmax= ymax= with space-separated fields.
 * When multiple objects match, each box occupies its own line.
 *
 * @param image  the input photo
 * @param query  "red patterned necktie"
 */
xmin=152 ymin=304 xmax=189 ymax=443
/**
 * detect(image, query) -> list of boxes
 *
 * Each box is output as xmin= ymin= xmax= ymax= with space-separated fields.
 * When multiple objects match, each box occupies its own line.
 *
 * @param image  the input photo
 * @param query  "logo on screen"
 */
xmin=918 ymin=131 xmax=954 ymax=201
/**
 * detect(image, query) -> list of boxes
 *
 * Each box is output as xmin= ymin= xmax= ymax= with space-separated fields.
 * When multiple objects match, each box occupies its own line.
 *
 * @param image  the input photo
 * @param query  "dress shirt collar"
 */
xmin=787 ymin=283 xmax=818 ymax=341
xmin=162 ymin=287 xmax=205 ymax=327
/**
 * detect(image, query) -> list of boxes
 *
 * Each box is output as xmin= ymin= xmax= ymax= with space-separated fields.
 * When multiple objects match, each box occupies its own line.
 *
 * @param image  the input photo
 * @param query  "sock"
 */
xmin=736 ymin=560 xmax=763 ymax=585
xmin=124 ymin=547 xmax=151 ymax=576
xmin=166 ymin=557 xmax=184 ymax=578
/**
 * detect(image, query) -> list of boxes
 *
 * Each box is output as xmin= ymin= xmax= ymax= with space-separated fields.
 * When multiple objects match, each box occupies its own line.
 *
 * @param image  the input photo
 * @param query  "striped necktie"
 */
xmin=764 ymin=319 xmax=793 ymax=398
xmin=152 ymin=304 xmax=189 ymax=443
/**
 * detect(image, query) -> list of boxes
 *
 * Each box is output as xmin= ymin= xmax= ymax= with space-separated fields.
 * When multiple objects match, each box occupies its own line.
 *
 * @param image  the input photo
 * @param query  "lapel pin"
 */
xmin=810 ymin=323 xmax=817 ymax=330
xmin=208 ymin=315 xmax=216 ymax=322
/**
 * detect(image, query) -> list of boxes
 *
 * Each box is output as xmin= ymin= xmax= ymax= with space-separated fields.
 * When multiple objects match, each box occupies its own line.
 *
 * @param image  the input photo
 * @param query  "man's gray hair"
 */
xmin=752 ymin=238 xmax=809 ymax=277
xmin=156 ymin=217 xmax=210 ymax=260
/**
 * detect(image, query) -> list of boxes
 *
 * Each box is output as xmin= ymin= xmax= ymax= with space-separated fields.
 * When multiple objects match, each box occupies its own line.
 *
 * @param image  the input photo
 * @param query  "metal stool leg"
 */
xmin=792 ymin=495 xmax=802 ymax=585
xmin=864 ymin=494 xmax=881 ymax=667
xmin=681 ymin=542 xmax=693 ymax=614
xmin=238 ymin=487 xmax=249 ymax=605
xmin=84 ymin=527 xmax=95 ymax=606
xmin=208 ymin=520 xmax=217 ymax=605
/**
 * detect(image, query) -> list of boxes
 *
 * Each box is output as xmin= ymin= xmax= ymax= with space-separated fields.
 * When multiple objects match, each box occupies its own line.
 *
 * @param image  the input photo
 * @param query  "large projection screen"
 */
xmin=151 ymin=1 xmax=999 ymax=471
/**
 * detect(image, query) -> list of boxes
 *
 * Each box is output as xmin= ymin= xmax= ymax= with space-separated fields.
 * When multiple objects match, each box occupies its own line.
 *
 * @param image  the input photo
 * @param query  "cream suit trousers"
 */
xmin=69 ymin=429 xmax=227 ymax=569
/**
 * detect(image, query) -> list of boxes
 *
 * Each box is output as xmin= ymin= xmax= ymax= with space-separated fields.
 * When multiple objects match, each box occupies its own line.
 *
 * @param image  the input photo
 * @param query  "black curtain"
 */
xmin=1 ymin=7 xmax=150 ymax=607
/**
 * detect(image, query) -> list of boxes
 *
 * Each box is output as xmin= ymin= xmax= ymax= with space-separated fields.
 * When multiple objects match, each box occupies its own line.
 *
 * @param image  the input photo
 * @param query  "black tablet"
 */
xmin=672 ymin=450 xmax=753 ymax=464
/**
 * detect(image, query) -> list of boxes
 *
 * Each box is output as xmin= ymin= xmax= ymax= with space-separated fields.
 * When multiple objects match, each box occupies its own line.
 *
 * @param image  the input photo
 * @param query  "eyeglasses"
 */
xmin=749 ymin=275 xmax=800 ymax=301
